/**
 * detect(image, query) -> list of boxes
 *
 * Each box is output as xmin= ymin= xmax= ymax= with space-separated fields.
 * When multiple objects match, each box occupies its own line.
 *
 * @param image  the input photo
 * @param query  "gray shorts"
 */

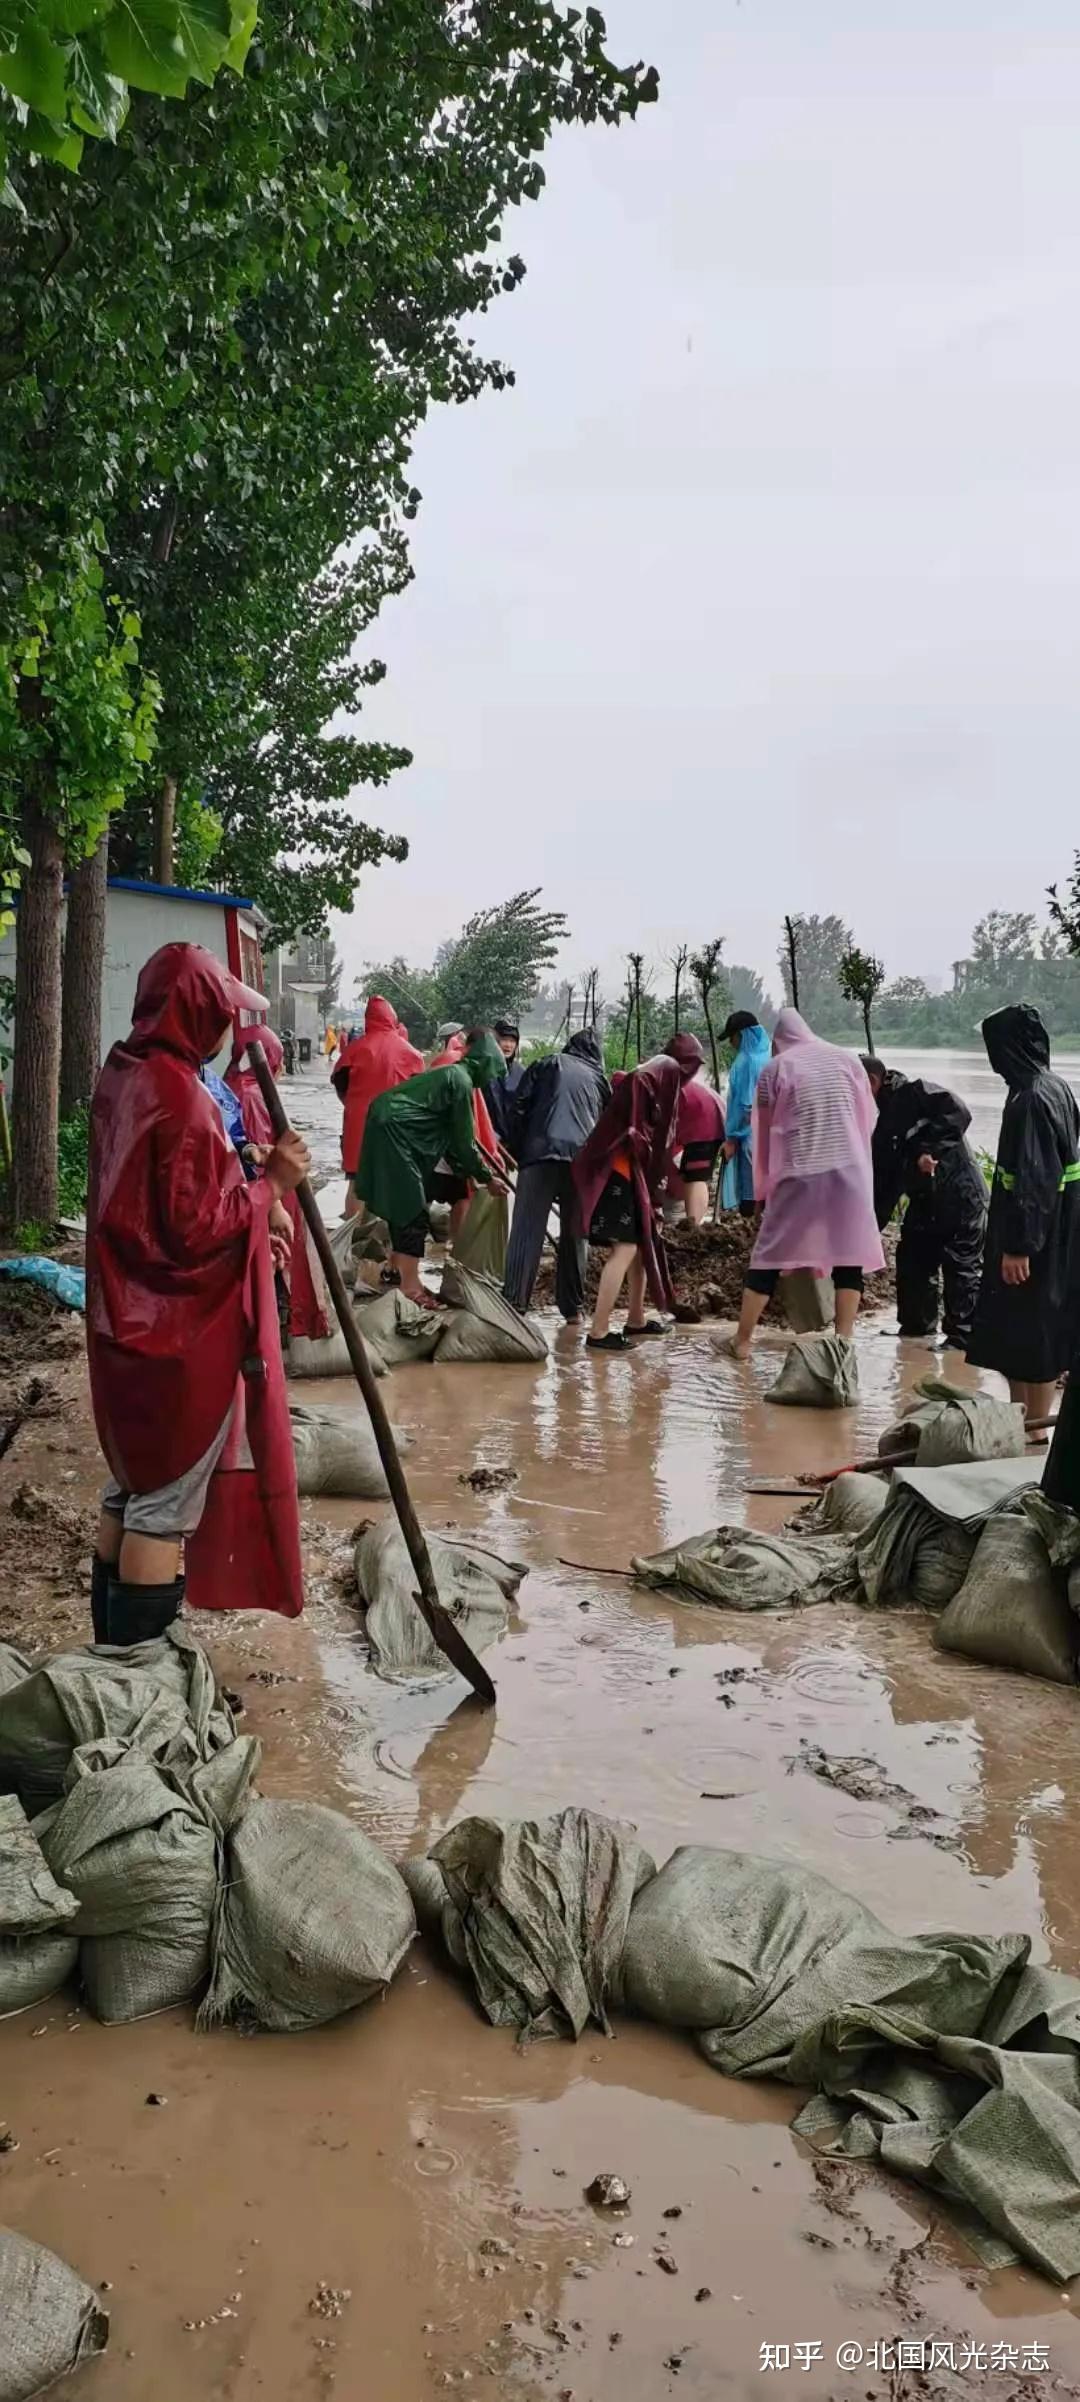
xmin=102 ymin=1407 xmax=240 ymax=1541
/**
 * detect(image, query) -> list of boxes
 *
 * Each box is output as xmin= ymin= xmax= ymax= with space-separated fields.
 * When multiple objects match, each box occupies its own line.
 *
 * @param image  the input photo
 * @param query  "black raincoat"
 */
xmin=966 ymin=1006 xmax=1080 ymax=1385
xmin=509 ymin=1030 xmax=611 ymax=1167
xmin=869 ymin=1068 xmax=987 ymax=1350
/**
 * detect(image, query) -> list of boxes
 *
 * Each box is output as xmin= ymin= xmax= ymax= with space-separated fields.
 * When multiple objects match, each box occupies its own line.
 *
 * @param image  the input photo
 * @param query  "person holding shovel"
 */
xmin=355 ymin=1028 xmax=509 ymax=1300
xmin=86 ymin=943 xmax=310 ymax=1647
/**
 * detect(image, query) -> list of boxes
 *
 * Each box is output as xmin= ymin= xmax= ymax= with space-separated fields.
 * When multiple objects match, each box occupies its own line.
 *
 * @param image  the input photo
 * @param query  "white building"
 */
xmin=0 ymin=877 xmax=267 ymax=1086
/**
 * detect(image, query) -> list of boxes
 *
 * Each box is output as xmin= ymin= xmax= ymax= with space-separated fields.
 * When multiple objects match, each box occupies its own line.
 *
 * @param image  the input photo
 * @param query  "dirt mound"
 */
xmin=0 ymin=1281 xmax=84 ymax=1375
xmin=534 ymin=1217 xmax=895 ymax=1323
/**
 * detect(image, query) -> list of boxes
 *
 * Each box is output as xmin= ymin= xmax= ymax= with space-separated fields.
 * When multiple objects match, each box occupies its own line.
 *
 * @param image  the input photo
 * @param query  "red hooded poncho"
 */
xmin=226 ymin=1022 xmax=330 ymax=1344
xmin=335 ymin=996 xmax=424 ymax=1175
xmin=86 ymin=943 xmax=303 ymax=1618
xmin=572 ymin=1055 xmax=689 ymax=1309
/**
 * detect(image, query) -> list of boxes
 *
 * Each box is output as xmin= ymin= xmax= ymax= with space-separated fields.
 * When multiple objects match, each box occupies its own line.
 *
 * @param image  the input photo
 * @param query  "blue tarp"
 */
xmin=0 ymin=1256 xmax=86 ymax=1312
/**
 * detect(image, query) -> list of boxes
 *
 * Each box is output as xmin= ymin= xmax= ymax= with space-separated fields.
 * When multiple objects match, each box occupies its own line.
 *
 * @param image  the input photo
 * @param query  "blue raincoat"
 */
xmin=721 ymin=1023 xmax=772 ymax=1208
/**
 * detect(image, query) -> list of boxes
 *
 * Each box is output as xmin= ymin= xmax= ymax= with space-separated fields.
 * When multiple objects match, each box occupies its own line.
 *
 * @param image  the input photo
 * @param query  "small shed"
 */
xmin=0 ymin=879 xmax=268 ymax=1086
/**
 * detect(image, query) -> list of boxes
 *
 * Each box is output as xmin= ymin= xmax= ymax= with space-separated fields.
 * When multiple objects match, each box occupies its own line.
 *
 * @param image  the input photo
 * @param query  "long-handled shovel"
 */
xmin=247 ymin=1042 xmax=496 ymax=1708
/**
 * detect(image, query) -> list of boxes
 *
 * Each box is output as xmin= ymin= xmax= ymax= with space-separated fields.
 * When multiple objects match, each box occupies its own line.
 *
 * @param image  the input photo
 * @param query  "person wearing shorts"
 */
xmin=87 ymin=943 xmax=309 ymax=1647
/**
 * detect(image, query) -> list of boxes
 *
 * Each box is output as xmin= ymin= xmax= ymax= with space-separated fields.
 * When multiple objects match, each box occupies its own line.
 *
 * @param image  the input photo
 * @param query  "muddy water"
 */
xmin=4 ymin=1085 xmax=1080 ymax=2398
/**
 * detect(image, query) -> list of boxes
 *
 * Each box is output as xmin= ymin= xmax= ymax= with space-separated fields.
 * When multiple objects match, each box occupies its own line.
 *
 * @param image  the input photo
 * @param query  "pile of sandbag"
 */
xmin=765 ymin=1334 xmax=858 ymax=1409
xmin=794 ymin=1471 xmax=889 ymax=1537
xmin=856 ymin=1456 xmax=1042 ymax=1613
xmin=436 ymin=1263 xmax=548 ymax=1364
xmin=631 ymin=1525 xmax=859 ymax=1612
xmin=403 ymin=1807 xmax=654 ymax=2041
xmin=286 ymin=1311 xmax=387 ymax=1380
xmin=878 ymin=1376 xmax=1026 ymax=1467
xmin=0 ymin=1630 xmax=416 ymax=2033
xmin=406 ymin=1806 xmax=1080 ymax=2283
xmin=290 ymin=1402 xmax=411 ymax=1499
xmin=934 ymin=1494 xmax=1080 ymax=1685
xmin=353 ymin=1287 xmax=445 ymax=1368
xmin=354 ymin=1521 xmax=525 ymax=1682
xmin=0 ymin=2226 xmax=108 ymax=2402
xmin=0 ymin=1796 xmax=79 ymax=2018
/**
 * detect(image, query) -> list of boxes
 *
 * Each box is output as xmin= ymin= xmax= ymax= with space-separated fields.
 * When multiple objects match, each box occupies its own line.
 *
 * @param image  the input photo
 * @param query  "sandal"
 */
xmin=586 ymin=1331 xmax=630 ymax=1352
xmin=625 ymin=1319 xmax=667 ymax=1339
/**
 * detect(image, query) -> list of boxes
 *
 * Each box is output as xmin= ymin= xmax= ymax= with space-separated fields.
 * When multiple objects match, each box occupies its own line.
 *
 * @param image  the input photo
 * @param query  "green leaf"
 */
xmin=0 ymin=20 xmax=69 ymax=116
xmin=40 ymin=0 xmax=112 ymax=38
xmin=222 ymin=0 xmax=253 ymax=71
xmin=170 ymin=0 xmax=232 ymax=84
xmin=68 ymin=29 xmax=126 ymax=133
xmin=99 ymin=0 xmax=191 ymax=97
xmin=24 ymin=106 xmax=83 ymax=163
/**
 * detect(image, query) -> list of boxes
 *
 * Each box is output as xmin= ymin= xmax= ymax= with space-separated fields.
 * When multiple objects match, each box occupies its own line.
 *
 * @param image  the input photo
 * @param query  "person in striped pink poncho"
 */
xmin=728 ymin=1007 xmax=884 ymax=1359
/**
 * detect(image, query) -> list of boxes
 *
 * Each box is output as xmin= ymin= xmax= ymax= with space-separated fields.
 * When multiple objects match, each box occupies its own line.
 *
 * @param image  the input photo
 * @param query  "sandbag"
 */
xmin=41 ymin=1751 xmax=220 ymax=2022
xmin=0 ymin=1627 xmax=233 ymax=1814
xmin=798 ymin=1472 xmax=889 ymax=1537
xmin=405 ymin=1808 xmax=655 ymax=2041
xmin=935 ymin=1514 xmax=1078 ymax=1684
xmin=879 ymin=1377 xmax=1025 ymax=1468
xmin=0 ymin=1649 xmax=31 ymax=1701
xmin=618 ymin=1840 xmax=1080 ymax=2284
xmin=777 ymin=1271 xmax=835 ymax=1333
xmin=286 ymin=1323 xmax=386 ymax=1379
xmin=200 ymin=1794 xmax=415 ymax=2032
xmin=764 ymin=1334 xmax=858 ymax=1409
xmin=352 ymin=1287 xmax=445 ymax=1368
xmin=452 ymin=1187 xmax=510 ymax=1280
xmin=857 ymin=1457 xmax=1043 ymax=1613
xmin=632 ymin=1525 xmax=858 ymax=1611
xmin=290 ymin=1402 xmax=411 ymax=1498
xmin=354 ymin=1521 xmax=524 ymax=1682
xmin=436 ymin=1262 xmax=548 ymax=1364
xmin=0 ymin=1797 xmax=79 ymax=2019
xmin=0 ymin=2228 xmax=108 ymax=2402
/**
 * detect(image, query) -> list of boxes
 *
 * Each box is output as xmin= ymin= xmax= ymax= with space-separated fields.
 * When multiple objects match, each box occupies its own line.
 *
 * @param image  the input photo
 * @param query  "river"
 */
xmin=872 ymin=1049 xmax=1080 ymax=1159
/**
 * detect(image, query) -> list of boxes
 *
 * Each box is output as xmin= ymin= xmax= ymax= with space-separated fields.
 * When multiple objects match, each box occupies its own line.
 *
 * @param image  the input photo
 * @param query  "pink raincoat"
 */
xmin=750 ymin=1009 xmax=884 ymax=1276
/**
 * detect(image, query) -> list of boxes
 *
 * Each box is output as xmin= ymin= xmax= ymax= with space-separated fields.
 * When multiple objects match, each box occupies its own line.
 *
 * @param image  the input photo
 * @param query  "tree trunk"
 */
xmin=863 ymin=1000 xmax=873 ymax=1052
xmin=621 ymin=984 xmax=634 ymax=1069
xmin=12 ymin=790 xmax=64 ymax=1230
xmin=60 ymin=831 xmax=108 ymax=1116
xmin=702 ymin=991 xmax=721 ymax=1088
xmin=154 ymin=774 xmax=177 ymax=885
xmin=784 ymin=916 xmax=800 ymax=1011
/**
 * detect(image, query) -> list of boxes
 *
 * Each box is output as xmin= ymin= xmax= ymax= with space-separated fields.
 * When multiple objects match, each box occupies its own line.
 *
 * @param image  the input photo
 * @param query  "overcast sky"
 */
xmin=332 ymin=2 xmax=1080 ymax=1012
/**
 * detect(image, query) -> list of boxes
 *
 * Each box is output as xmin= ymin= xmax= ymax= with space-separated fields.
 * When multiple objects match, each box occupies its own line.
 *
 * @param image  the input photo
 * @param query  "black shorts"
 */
xmin=746 ymin=1265 xmax=864 ymax=1298
xmin=428 ymin=1169 xmax=468 ymax=1206
xmin=588 ymin=1172 xmax=641 ymax=1247
xmin=389 ymin=1212 xmax=429 ymax=1259
xmin=680 ymin=1140 xmax=721 ymax=1184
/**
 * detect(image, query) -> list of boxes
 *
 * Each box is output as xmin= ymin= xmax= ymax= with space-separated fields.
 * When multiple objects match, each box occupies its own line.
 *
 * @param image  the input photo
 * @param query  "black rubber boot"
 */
xmin=106 ymin=1575 xmax=185 ymax=1646
xmin=90 ymin=1554 xmax=113 ymax=1646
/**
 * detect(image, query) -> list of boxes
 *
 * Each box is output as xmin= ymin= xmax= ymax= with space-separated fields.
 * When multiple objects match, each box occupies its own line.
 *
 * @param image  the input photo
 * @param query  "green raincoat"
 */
xmin=356 ymin=1033 xmax=506 ymax=1231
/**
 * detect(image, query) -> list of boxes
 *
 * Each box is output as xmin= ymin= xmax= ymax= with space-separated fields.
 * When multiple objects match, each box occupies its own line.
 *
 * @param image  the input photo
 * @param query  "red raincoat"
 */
xmin=226 ymin=1024 xmax=330 ymax=1344
xmin=87 ymin=943 xmax=303 ymax=1618
xmin=335 ymin=996 xmax=424 ymax=1175
xmin=571 ymin=1055 xmax=687 ymax=1310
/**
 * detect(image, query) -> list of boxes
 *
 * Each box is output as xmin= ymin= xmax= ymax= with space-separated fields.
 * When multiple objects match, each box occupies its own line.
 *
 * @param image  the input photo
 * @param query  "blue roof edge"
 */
xmin=104 ymin=877 xmax=255 ymax=910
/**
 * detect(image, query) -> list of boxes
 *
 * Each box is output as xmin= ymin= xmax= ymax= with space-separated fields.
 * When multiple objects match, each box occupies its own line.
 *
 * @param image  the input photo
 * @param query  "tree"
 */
xmin=837 ymin=944 xmax=886 ymax=1052
xmin=319 ymin=941 xmax=342 ymax=1025
xmin=970 ymin=910 xmax=1037 ymax=975
xmin=0 ymin=543 xmax=159 ymax=1221
xmin=356 ymin=958 xmax=443 ymax=1049
xmin=436 ymin=890 xmax=569 ymax=1026
xmin=689 ymin=938 xmax=726 ymax=1086
xmin=727 ymin=962 xmax=775 ymax=1029
xmin=1 ymin=0 xmax=656 ymax=1216
xmin=668 ymin=943 xmax=689 ymax=1033
xmin=1 ymin=0 xmax=252 ymax=194
xmin=778 ymin=913 xmax=855 ymax=1034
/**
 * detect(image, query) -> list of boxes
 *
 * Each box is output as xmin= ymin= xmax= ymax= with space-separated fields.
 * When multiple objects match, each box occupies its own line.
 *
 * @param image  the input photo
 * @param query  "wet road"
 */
xmin=4 ymin=1066 xmax=1080 ymax=2401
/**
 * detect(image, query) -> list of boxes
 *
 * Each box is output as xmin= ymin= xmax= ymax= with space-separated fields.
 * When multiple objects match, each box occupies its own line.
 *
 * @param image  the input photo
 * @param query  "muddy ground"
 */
xmin=2 ymin=1077 xmax=1079 ymax=2402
